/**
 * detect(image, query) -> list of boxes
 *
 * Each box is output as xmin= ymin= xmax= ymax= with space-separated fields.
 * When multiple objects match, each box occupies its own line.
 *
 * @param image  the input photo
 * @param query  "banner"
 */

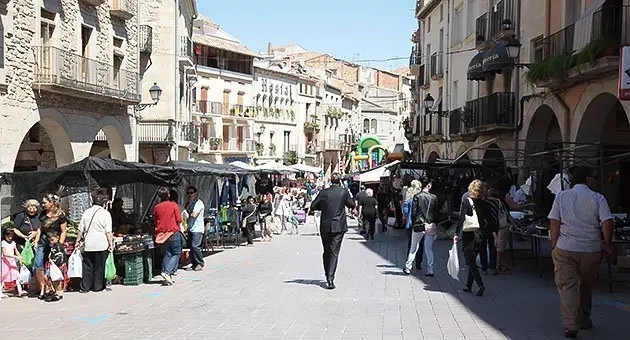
xmin=619 ymin=46 xmax=630 ymax=100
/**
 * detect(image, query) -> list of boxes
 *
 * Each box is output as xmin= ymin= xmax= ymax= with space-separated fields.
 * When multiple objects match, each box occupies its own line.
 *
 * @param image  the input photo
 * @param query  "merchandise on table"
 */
xmin=613 ymin=217 xmax=630 ymax=241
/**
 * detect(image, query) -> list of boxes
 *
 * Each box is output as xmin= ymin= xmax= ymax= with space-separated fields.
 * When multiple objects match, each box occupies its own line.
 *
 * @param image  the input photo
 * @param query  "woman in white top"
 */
xmin=75 ymin=189 xmax=114 ymax=293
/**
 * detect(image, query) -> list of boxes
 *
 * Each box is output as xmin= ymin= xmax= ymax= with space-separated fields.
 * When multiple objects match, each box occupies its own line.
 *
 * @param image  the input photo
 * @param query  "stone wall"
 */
xmin=0 ymin=0 xmax=140 ymax=171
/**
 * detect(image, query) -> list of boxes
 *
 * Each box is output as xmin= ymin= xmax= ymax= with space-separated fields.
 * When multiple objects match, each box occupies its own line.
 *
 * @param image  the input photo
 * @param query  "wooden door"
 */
xmin=222 ymin=125 xmax=230 ymax=150
xmin=200 ymin=87 xmax=208 ymax=113
xmin=237 ymin=126 xmax=244 ymax=150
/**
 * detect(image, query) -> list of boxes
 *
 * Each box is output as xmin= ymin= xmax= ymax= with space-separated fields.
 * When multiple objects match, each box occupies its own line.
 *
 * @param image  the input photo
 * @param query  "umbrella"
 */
xmin=289 ymin=163 xmax=323 ymax=174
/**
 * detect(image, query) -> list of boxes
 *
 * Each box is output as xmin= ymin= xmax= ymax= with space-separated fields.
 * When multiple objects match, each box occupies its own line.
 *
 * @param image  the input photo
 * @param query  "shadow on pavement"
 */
xmin=283 ymin=279 xmax=328 ymax=290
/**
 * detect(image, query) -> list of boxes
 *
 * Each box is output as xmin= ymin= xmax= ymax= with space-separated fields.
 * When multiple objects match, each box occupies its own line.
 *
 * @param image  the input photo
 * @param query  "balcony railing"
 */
xmin=449 ymin=108 xmax=462 ymax=135
xmin=420 ymin=114 xmax=443 ymax=137
xmin=464 ymin=92 xmax=516 ymax=132
xmin=139 ymin=25 xmax=153 ymax=53
xmin=136 ymin=120 xmax=175 ymax=143
xmin=179 ymin=36 xmax=194 ymax=60
xmin=33 ymin=46 xmax=140 ymax=104
xmin=430 ymin=52 xmax=443 ymax=78
xmin=324 ymin=140 xmax=341 ymax=150
xmin=195 ymin=100 xmax=223 ymax=115
xmin=109 ymin=0 xmax=134 ymax=20
xmin=223 ymin=138 xmax=256 ymax=153
xmin=592 ymin=5 xmax=630 ymax=45
xmin=489 ymin=0 xmax=515 ymax=39
xmin=417 ymin=64 xmax=428 ymax=87
xmin=539 ymin=24 xmax=575 ymax=62
xmin=225 ymin=104 xmax=255 ymax=118
xmin=476 ymin=13 xmax=489 ymax=44
xmin=179 ymin=122 xmax=200 ymax=144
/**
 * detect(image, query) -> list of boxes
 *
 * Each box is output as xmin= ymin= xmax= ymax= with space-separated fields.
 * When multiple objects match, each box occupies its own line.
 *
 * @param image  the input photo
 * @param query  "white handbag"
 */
xmin=462 ymin=197 xmax=480 ymax=232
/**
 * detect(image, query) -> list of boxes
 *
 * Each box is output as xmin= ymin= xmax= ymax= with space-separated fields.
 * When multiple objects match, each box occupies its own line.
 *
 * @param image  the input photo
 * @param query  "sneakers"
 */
xmin=403 ymin=268 xmax=411 ymax=275
xmin=194 ymin=265 xmax=204 ymax=271
xmin=161 ymin=273 xmax=174 ymax=286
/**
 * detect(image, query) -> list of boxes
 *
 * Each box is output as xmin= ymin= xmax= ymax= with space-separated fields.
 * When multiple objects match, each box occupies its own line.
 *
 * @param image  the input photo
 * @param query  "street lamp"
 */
xmin=423 ymin=93 xmax=435 ymax=111
xmin=135 ymin=82 xmax=163 ymax=111
xmin=501 ymin=19 xmax=513 ymax=31
xmin=505 ymin=36 xmax=522 ymax=59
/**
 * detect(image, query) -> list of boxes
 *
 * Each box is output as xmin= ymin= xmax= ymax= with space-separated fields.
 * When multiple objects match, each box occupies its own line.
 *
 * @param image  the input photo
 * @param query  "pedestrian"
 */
xmin=75 ymin=189 xmax=114 ymax=293
xmin=34 ymin=194 xmax=68 ymax=301
xmin=455 ymin=179 xmax=497 ymax=297
xmin=355 ymin=185 xmax=367 ymax=234
xmin=153 ymin=187 xmax=183 ymax=286
xmin=11 ymin=199 xmax=41 ymax=251
xmin=487 ymin=188 xmax=515 ymax=273
xmin=408 ymin=178 xmax=438 ymax=277
xmin=359 ymin=188 xmax=378 ymax=240
xmin=403 ymin=180 xmax=423 ymax=270
xmin=308 ymin=173 xmax=356 ymax=290
xmin=241 ymin=196 xmax=258 ymax=246
xmin=183 ymin=186 xmax=205 ymax=271
xmin=548 ymin=166 xmax=614 ymax=338
xmin=1 ymin=228 xmax=27 ymax=297
xmin=258 ymin=194 xmax=273 ymax=242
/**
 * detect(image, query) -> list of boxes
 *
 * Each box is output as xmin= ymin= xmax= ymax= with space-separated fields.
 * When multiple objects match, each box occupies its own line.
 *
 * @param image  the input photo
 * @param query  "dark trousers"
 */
xmin=189 ymin=231 xmax=204 ymax=268
xmin=464 ymin=250 xmax=484 ymax=289
xmin=363 ymin=215 xmax=376 ymax=236
xmin=320 ymin=231 xmax=345 ymax=281
xmin=81 ymin=250 xmax=108 ymax=292
xmin=406 ymin=228 xmax=424 ymax=267
xmin=244 ymin=222 xmax=255 ymax=244
xmin=479 ymin=233 xmax=497 ymax=271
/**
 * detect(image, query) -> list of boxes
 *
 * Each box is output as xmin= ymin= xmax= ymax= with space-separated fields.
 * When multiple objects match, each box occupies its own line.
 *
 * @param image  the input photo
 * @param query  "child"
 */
xmin=1 ymin=228 xmax=27 ymax=297
xmin=45 ymin=231 xmax=67 ymax=302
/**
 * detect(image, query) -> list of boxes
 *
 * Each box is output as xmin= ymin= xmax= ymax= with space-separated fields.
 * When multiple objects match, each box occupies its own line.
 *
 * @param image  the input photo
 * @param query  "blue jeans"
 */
xmin=34 ymin=245 xmax=49 ymax=269
xmin=189 ymin=231 xmax=204 ymax=268
xmin=161 ymin=233 xmax=182 ymax=275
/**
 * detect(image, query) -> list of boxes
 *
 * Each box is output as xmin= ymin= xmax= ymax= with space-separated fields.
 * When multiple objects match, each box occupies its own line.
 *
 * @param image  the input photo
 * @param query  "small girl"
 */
xmin=1 ymin=228 xmax=27 ymax=297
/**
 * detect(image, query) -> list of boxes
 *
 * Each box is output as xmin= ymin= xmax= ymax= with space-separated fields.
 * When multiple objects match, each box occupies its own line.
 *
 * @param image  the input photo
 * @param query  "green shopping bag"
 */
xmin=104 ymin=252 xmax=116 ymax=281
xmin=21 ymin=241 xmax=35 ymax=268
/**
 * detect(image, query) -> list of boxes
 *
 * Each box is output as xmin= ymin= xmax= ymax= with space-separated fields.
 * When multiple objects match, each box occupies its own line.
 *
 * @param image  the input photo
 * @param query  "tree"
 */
xmin=283 ymin=151 xmax=298 ymax=165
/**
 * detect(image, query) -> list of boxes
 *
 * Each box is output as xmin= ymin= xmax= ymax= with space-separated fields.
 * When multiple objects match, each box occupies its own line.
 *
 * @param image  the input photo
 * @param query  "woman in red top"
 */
xmin=153 ymin=187 xmax=182 ymax=285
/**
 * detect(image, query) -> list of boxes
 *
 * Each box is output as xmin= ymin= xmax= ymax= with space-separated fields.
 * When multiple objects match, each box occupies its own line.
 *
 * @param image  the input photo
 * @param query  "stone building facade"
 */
xmin=0 ymin=0 xmax=141 ymax=172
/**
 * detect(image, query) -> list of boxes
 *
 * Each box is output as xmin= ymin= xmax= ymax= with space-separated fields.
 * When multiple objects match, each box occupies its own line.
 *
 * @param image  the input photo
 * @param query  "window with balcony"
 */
xmin=452 ymin=7 xmax=463 ymax=45
xmin=466 ymin=0 xmax=476 ymax=37
xmin=41 ymin=10 xmax=56 ymax=46
xmin=370 ymin=119 xmax=377 ymax=134
xmin=531 ymin=35 xmax=544 ymax=63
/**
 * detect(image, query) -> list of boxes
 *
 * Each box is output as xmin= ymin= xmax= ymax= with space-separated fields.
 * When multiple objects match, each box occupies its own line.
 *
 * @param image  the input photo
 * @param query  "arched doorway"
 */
xmin=14 ymin=119 xmax=74 ymax=172
xmin=576 ymin=92 xmax=630 ymax=212
xmin=89 ymin=126 xmax=127 ymax=160
xmin=481 ymin=143 xmax=505 ymax=180
xmin=525 ymin=105 xmax=562 ymax=212
xmin=427 ymin=151 xmax=439 ymax=164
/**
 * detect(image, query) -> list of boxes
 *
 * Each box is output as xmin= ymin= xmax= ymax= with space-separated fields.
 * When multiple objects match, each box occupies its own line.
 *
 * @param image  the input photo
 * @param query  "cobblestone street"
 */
xmin=0 ymin=219 xmax=627 ymax=340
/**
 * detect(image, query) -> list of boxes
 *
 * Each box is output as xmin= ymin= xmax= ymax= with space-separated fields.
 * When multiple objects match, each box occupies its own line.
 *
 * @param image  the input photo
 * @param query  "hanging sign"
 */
xmin=618 ymin=46 xmax=630 ymax=100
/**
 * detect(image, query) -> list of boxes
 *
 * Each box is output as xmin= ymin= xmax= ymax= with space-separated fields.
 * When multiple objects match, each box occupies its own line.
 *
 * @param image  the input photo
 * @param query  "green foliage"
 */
xmin=326 ymin=107 xmax=344 ymax=119
xmin=255 ymin=142 xmax=265 ymax=156
xmin=269 ymin=143 xmax=277 ymax=155
xmin=289 ymin=110 xmax=296 ymax=121
xmin=303 ymin=122 xmax=320 ymax=131
xmin=283 ymin=151 xmax=298 ymax=165
xmin=525 ymin=38 xmax=620 ymax=86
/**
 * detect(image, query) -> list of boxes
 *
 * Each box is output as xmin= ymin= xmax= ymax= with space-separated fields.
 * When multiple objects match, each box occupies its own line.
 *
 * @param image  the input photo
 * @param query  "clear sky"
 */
xmin=196 ymin=0 xmax=417 ymax=71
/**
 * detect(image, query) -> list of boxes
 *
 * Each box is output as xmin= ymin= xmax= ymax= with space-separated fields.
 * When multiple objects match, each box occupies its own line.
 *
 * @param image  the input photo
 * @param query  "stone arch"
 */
xmin=482 ymin=143 xmax=505 ymax=176
xmin=427 ymin=151 xmax=440 ymax=164
xmin=89 ymin=116 xmax=130 ymax=160
xmin=524 ymin=104 xmax=562 ymax=155
xmin=572 ymin=80 xmax=630 ymax=143
xmin=454 ymin=145 xmax=470 ymax=163
xmin=12 ymin=118 xmax=74 ymax=171
xmin=521 ymin=96 xmax=568 ymax=143
xmin=574 ymin=92 xmax=625 ymax=143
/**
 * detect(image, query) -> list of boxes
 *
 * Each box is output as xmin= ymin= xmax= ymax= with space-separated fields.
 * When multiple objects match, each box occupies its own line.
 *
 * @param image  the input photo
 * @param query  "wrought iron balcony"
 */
xmin=139 ymin=25 xmax=153 ymax=53
xmin=136 ymin=120 xmax=175 ymax=144
xmin=81 ymin=0 xmax=106 ymax=6
xmin=538 ymin=24 xmax=575 ymax=62
xmin=179 ymin=122 xmax=200 ymax=144
xmin=179 ymin=36 xmax=194 ymax=64
xmin=449 ymin=108 xmax=463 ymax=135
xmin=476 ymin=13 xmax=489 ymax=47
xmin=32 ymin=46 xmax=140 ymax=104
xmin=194 ymin=100 xmax=223 ymax=115
xmin=109 ymin=0 xmax=134 ymax=20
xmin=592 ymin=5 xmax=630 ymax=45
xmin=420 ymin=114 xmax=444 ymax=138
xmin=464 ymin=92 xmax=516 ymax=133
xmin=488 ymin=0 xmax=515 ymax=40
xmin=430 ymin=52 xmax=444 ymax=79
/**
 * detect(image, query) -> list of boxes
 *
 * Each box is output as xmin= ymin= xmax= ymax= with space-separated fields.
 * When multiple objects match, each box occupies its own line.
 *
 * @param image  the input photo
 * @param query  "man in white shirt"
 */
xmin=185 ymin=186 xmax=205 ymax=271
xmin=548 ymin=167 xmax=614 ymax=338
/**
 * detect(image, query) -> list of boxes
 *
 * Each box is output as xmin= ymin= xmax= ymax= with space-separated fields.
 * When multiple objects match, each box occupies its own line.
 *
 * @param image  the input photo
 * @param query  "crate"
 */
xmin=143 ymin=252 xmax=153 ymax=282
xmin=123 ymin=253 xmax=143 ymax=283
xmin=123 ymin=275 xmax=144 ymax=286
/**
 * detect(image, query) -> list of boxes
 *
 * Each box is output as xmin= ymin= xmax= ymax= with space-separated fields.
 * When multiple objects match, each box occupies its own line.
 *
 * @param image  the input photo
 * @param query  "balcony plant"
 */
xmin=269 ymin=143 xmax=276 ymax=156
xmin=263 ymin=107 xmax=269 ymax=117
xmin=283 ymin=151 xmax=298 ymax=166
xmin=229 ymin=108 xmax=236 ymax=116
xmin=209 ymin=137 xmax=222 ymax=150
xmin=255 ymin=142 xmax=265 ymax=156
xmin=289 ymin=110 xmax=296 ymax=121
xmin=304 ymin=121 xmax=320 ymax=131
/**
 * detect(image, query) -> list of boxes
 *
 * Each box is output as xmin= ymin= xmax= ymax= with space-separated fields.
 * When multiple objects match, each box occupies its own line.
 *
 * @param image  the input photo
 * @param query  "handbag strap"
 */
xmin=81 ymin=207 xmax=101 ymax=242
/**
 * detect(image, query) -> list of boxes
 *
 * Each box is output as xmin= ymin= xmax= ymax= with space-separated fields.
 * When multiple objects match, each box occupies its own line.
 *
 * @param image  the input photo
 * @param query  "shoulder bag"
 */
xmin=412 ymin=194 xmax=431 ymax=233
xmin=79 ymin=207 xmax=101 ymax=251
xmin=462 ymin=197 xmax=480 ymax=232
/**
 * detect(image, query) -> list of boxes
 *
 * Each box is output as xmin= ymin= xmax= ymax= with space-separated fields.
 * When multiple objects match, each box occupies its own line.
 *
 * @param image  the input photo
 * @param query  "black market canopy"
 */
xmin=467 ymin=51 xmax=486 ymax=81
xmin=164 ymin=161 xmax=258 ymax=176
xmin=481 ymin=43 xmax=513 ymax=74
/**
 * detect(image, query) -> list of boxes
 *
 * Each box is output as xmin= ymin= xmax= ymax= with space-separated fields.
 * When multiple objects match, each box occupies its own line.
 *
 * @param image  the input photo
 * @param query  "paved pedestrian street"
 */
xmin=1 ymin=220 xmax=627 ymax=340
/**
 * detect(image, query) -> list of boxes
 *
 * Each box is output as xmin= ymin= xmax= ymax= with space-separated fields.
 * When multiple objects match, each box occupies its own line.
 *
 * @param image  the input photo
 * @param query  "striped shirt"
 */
xmin=548 ymin=184 xmax=613 ymax=252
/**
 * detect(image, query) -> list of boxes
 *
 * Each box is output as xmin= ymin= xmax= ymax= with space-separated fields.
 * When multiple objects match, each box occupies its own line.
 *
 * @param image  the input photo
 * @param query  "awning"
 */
xmin=482 ymin=43 xmax=513 ymax=73
xmin=358 ymin=160 xmax=400 ymax=183
xmin=289 ymin=163 xmax=323 ymax=174
xmin=467 ymin=51 xmax=486 ymax=81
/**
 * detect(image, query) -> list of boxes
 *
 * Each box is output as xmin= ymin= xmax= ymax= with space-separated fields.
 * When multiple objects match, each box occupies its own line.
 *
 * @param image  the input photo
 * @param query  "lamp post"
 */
xmin=134 ymin=82 xmax=162 ymax=162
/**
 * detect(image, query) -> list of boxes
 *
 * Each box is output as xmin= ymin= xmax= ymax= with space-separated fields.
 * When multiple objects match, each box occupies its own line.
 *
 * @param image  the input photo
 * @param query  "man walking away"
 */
xmin=309 ymin=173 xmax=356 ymax=290
xmin=419 ymin=179 xmax=438 ymax=277
xmin=548 ymin=166 xmax=614 ymax=338
xmin=185 ymin=186 xmax=205 ymax=271
xmin=355 ymin=185 xmax=367 ymax=234
xmin=360 ymin=188 xmax=378 ymax=240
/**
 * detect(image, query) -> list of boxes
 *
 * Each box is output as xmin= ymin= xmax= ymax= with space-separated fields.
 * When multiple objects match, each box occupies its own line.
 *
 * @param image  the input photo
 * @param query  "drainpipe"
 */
xmin=444 ymin=0 xmax=450 ymax=141
xmin=173 ymin=0 xmax=179 ymax=161
xmin=513 ymin=0 xmax=522 ymax=169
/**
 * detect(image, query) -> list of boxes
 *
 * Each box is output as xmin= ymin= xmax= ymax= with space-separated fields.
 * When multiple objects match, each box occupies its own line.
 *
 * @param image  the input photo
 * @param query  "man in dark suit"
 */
xmin=308 ymin=173 xmax=356 ymax=289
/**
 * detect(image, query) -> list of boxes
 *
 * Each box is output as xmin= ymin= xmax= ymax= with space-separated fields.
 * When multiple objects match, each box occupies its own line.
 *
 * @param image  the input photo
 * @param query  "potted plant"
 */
xmin=289 ymin=110 xmax=296 ymax=121
xmin=255 ymin=142 xmax=265 ymax=156
xmin=209 ymin=137 xmax=222 ymax=150
xmin=229 ymin=108 xmax=236 ymax=116
xmin=269 ymin=143 xmax=276 ymax=156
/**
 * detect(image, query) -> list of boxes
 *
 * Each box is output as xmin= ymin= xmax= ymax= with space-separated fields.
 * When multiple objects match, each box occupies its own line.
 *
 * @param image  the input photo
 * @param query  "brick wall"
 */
xmin=377 ymin=70 xmax=400 ymax=91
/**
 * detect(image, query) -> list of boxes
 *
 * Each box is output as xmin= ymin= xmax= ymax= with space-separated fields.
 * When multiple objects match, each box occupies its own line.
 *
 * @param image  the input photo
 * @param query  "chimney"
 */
xmin=267 ymin=42 xmax=272 ymax=54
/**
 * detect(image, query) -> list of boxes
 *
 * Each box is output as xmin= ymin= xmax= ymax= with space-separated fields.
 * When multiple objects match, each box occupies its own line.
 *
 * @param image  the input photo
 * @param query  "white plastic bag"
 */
xmin=68 ymin=251 xmax=83 ymax=278
xmin=19 ymin=265 xmax=31 ymax=284
xmin=447 ymin=243 xmax=460 ymax=281
xmin=49 ymin=262 xmax=64 ymax=282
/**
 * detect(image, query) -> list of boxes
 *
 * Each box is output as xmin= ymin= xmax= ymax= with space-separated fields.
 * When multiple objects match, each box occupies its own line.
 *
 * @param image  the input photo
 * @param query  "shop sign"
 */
xmin=618 ymin=46 xmax=630 ymax=100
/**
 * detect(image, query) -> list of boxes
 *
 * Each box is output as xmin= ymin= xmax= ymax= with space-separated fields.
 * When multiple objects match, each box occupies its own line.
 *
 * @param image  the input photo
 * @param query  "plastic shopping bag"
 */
xmin=49 ymin=262 xmax=64 ymax=282
xmin=20 ymin=241 xmax=35 ymax=268
xmin=104 ymin=252 xmax=116 ymax=281
xmin=19 ymin=265 xmax=31 ymax=284
xmin=67 ymin=251 xmax=83 ymax=278
xmin=447 ymin=243 xmax=460 ymax=281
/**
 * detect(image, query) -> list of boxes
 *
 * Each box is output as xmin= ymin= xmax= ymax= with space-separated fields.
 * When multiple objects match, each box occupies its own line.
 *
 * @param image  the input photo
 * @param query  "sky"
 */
xmin=197 ymin=0 xmax=417 ymax=71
